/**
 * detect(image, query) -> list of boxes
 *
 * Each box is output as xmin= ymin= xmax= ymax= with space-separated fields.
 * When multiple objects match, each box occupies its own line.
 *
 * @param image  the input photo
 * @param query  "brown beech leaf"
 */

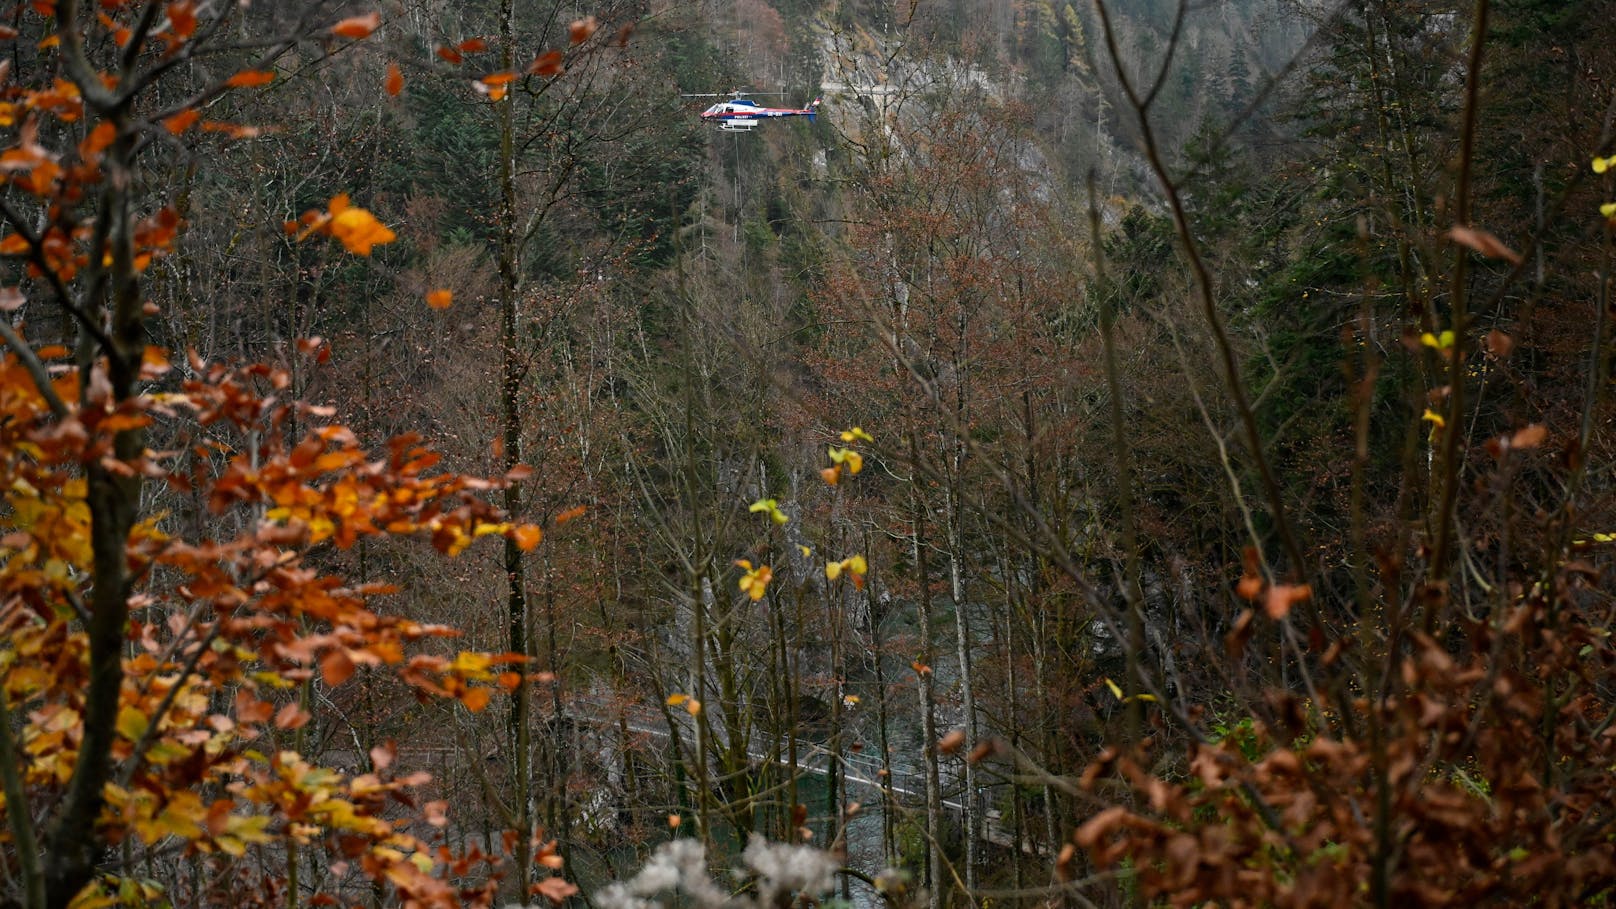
xmin=528 ymin=49 xmax=564 ymax=76
xmin=1264 ymin=584 xmax=1312 ymax=620
xmin=938 ymin=729 xmax=966 ymax=754
xmin=533 ymin=878 xmax=579 ymax=905
xmin=1236 ymin=574 xmax=1263 ymax=600
xmin=1055 ymin=843 xmax=1076 ymax=881
xmin=1485 ymin=329 xmax=1515 ymax=357
xmin=1449 ymin=224 xmax=1523 ymax=265
xmin=274 ymin=703 xmax=310 ymax=730
xmin=320 ymin=647 xmax=355 ymax=687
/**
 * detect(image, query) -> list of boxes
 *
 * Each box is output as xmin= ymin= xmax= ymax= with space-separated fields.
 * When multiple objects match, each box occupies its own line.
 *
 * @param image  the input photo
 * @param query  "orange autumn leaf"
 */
xmin=162 ymin=108 xmax=200 ymax=134
xmin=555 ymin=505 xmax=587 ymax=524
xmin=330 ymin=12 xmax=380 ymax=39
xmin=167 ymin=1 xmax=197 ymax=39
xmin=198 ymin=121 xmax=262 ymax=139
xmin=476 ymin=73 xmax=515 ymax=101
xmin=425 ymin=289 xmax=453 ymax=310
xmin=534 ymin=878 xmax=579 ymax=905
xmin=461 ymin=686 xmax=491 ymax=712
xmin=1236 ymin=574 xmax=1263 ymax=600
xmin=1511 ymin=424 xmax=1548 ymax=449
xmin=457 ymin=37 xmax=488 ymax=53
xmin=81 ymin=121 xmax=116 ymax=157
xmin=320 ymin=648 xmax=356 ymax=687
xmin=235 ymin=691 xmax=275 ymax=724
xmin=385 ymin=62 xmax=404 ymax=97
xmin=569 ymin=16 xmax=598 ymax=44
xmin=511 ymin=524 xmax=542 ymax=551
xmin=435 ymin=45 xmax=464 ymax=65
xmin=528 ymin=50 xmax=564 ymax=76
xmin=274 ymin=703 xmax=310 ymax=730
xmin=1263 ymin=584 xmax=1311 ymax=620
xmin=327 ymin=202 xmax=395 ymax=256
xmin=225 ymin=70 xmax=275 ymax=88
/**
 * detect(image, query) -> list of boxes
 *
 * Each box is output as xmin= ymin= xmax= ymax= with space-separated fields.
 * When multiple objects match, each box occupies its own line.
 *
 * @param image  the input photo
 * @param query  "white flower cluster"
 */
xmin=594 ymin=836 xmax=838 ymax=909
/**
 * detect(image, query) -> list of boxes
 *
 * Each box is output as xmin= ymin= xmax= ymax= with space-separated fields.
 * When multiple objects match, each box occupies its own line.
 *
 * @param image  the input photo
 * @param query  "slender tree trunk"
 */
xmin=909 ymin=430 xmax=944 ymax=909
xmin=868 ymin=537 xmax=897 ymax=866
xmin=946 ymin=315 xmax=979 ymax=896
xmin=43 ymin=108 xmax=145 ymax=909
xmin=495 ymin=0 xmax=533 ymax=899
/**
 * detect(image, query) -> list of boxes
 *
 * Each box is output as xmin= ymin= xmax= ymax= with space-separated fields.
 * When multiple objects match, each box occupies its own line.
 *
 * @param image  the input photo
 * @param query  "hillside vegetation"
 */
xmin=2 ymin=2 xmax=1615 ymax=908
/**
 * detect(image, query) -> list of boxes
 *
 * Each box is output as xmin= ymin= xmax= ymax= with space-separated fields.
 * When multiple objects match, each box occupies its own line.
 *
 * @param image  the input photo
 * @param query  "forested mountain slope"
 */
xmin=2 ymin=2 xmax=1615 ymax=908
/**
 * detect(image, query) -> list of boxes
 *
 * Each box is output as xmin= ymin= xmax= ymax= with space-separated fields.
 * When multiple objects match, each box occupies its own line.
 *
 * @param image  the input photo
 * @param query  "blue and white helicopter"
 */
xmin=687 ymin=91 xmax=822 ymax=132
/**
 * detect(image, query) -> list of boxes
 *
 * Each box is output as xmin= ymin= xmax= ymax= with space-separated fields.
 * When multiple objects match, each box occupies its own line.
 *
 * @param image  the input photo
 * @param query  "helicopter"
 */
xmin=684 ymin=91 xmax=822 ymax=132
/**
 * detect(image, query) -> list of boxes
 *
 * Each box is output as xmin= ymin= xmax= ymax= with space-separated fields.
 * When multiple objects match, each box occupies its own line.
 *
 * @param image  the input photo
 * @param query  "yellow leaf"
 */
xmin=737 ymin=562 xmax=772 ymax=601
xmin=117 ymin=705 xmax=149 ymax=742
xmin=666 ymin=693 xmax=688 ymax=706
xmin=1420 ymin=330 xmax=1455 ymax=350
xmin=748 ymin=498 xmax=788 ymax=524
xmin=827 ymin=447 xmax=863 ymax=475
xmin=839 ymin=426 xmax=874 ymax=443
xmin=1103 ymin=678 xmax=1123 ymax=700
xmin=451 ymin=651 xmax=493 ymax=674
